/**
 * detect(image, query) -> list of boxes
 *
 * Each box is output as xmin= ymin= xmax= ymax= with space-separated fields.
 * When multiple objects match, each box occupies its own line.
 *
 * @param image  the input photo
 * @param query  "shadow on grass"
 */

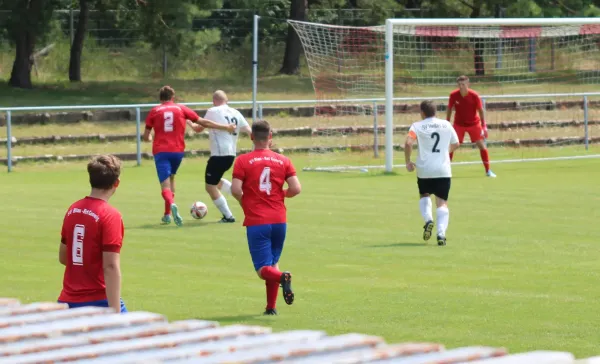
xmin=369 ymin=242 xmax=429 ymax=248
xmin=130 ymin=221 xmax=221 ymax=230
xmin=201 ymin=314 xmax=275 ymax=324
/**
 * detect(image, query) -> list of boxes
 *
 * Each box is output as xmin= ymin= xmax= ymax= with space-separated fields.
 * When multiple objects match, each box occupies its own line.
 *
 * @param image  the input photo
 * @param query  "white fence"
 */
xmin=2 ymin=92 xmax=599 ymax=172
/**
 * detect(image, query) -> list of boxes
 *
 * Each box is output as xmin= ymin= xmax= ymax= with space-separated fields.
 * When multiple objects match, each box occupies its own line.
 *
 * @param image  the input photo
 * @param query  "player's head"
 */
xmin=87 ymin=154 xmax=121 ymax=195
xmin=456 ymin=75 xmax=469 ymax=92
xmin=159 ymin=86 xmax=175 ymax=102
xmin=420 ymin=100 xmax=436 ymax=119
xmin=213 ymin=90 xmax=228 ymax=106
xmin=251 ymin=120 xmax=272 ymax=147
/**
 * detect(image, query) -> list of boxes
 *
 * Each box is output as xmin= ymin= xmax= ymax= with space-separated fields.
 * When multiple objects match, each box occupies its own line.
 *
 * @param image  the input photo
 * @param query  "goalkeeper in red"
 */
xmin=231 ymin=120 xmax=301 ymax=316
xmin=446 ymin=75 xmax=496 ymax=178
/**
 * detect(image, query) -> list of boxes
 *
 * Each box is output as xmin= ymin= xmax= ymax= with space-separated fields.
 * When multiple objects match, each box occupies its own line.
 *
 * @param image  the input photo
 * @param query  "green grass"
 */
xmin=1 ymin=150 xmax=600 ymax=357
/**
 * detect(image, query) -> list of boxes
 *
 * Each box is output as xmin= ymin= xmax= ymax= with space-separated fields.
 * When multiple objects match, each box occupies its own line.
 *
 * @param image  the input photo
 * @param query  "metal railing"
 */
xmin=3 ymin=91 xmax=600 ymax=172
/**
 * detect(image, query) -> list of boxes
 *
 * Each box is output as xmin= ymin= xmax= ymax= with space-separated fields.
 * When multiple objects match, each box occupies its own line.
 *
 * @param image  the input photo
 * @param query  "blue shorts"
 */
xmin=154 ymin=152 xmax=185 ymax=183
xmin=246 ymin=223 xmax=287 ymax=271
xmin=58 ymin=298 xmax=128 ymax=313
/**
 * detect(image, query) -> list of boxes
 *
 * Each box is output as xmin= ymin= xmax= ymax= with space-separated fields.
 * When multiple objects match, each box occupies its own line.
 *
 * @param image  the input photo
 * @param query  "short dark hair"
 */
xmin=420 ymin=100 xmax=436 ymax=118
xmin=88 ymin=155 xmax=121 ymax=190
xmin=252 ymin=120 xmax=271 ymax=142
xmin=159 ymin=85 xmax=175 ymax=102
xmin=456 ymin=75 xmax=469 ymax=83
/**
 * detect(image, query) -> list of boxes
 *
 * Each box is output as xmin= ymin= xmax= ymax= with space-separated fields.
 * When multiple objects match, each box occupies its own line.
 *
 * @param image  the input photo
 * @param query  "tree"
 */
xmin=4 ymin=0 xmax=61 ymax=88
xmin=69 ymin=0 xmax=91 ymax=82
xmin=137 ymin=0 xmax=222 ymax=64
xmin=280 ymin=0 xmax=308 ymax=75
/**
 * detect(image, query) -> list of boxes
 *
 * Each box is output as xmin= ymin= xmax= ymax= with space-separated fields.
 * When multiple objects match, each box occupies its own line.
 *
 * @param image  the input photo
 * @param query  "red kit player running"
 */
xmin=231 ymin=120 xmax=302 ymax=316
xmin=143 ymin=86 xmax=235 ymax=226
xmin=58 ymin=155 xmax=127 ymax=313
xmin=446 ymin=75 xmax=496 ymax=178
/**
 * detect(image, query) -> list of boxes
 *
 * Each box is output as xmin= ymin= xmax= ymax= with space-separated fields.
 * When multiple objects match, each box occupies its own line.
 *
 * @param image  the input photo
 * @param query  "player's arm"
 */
xmin=194 ymin=117 xmax=236 ymax=133
xmin=239 ymin=115 xmax=252 ymax=135
xmin=446 ymin=95 xmax=454 ymax=122
xmin=404 ymin=129 xmax=417 ymax=172
xmin=477 ymin=106 xmax=488 ymax=137
xmin=284 ymin=176 xmax=301 ymax=198
xmin=282 ymin=159 xmax=301 ymax=198
xmin=58 ymin=243 xmax=67 ymax=265
xmin=476 ymin=94 xmax=488 ymax=137
xmin=231 ymin=178 xmax=243 ymax=205
xmin=102 ymin=213 xmax=124 ymax=313
xmin=450 ymin=126 xmax=460 ymax=153
xmin=58 ymin=215 xmax=68 ymax=265
xmin=186 ymin=119 xmax=205 ymax=133
xmin=231 ymin=158 xmax=245 ymax=206
xmin=103 ymin=252 xmax=122 ymax=313
xmin=143 ymin=111 xmax=153 ymax=142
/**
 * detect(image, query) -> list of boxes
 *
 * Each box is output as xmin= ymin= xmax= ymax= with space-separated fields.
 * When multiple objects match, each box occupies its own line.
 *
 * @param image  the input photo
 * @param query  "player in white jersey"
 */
xmin=404 ymin=100 xmax=460 ymax=246
xmin=188 ymin=90 xmax=251 ymax=223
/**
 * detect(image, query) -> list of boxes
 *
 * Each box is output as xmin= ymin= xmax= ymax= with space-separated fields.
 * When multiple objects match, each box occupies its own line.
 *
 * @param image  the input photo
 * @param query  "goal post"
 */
xmin=384 ymin=17 xmax=600 ymax=172
xmin=288 ymin=17 xmax=600 ymax=173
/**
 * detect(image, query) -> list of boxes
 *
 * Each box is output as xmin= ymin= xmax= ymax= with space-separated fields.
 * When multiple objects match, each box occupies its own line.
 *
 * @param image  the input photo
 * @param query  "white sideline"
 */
xmin=302 ymin=154 xmax=600 ymax=172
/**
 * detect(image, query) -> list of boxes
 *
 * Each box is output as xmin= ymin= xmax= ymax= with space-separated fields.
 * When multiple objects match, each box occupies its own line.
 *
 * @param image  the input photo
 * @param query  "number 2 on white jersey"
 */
xmin=259 ymin=167 xmax=272 ymax=195
xmin=164 ymin=111 xmax=174 ymax=132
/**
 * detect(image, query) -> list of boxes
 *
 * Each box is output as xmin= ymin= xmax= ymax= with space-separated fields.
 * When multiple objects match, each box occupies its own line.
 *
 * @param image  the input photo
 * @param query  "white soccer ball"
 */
xmin=190 ymin=201 xmax=208 ymax=220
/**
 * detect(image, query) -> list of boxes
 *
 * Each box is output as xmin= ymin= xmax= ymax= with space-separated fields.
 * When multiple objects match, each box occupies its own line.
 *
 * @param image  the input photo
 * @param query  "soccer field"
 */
xmin=1 ymin=151 xmax=599 ymax=357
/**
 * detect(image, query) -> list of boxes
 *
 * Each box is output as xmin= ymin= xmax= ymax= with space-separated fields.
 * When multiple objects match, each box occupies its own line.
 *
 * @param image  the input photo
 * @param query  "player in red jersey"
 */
xmin=446 ymin=75 xmax=496 ymax=178
xmin=231 ymin=120 xmax=302 ymax=316
xmin=143 ymin=86 xmax=235 ymax=226
xmin=58 ymin=155 xmax=127 ymax=313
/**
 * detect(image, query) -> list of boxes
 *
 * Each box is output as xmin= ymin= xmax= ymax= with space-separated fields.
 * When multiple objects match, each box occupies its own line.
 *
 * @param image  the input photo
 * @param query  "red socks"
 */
xmin=260 ymin=266 xmax=282 ymax=282
xmin=480 ymin=149 xmax=490 ymax=172
xmin=265 ymin=281 xmax=279 ymax=310
xmin=161 ymin=189 xmax=174 ymax=215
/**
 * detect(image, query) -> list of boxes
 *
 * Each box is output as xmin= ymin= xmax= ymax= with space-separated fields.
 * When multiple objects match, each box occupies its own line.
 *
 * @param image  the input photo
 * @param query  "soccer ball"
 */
xmin=190 ymin=201 xmax=208 ymax=220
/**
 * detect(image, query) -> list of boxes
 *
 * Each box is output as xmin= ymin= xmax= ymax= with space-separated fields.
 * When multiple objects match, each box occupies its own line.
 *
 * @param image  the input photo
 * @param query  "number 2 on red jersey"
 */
xmin=259 ymin=167 xmax=272 ymax=195
xmin=164 ymin=111 xmax=174 ymax=132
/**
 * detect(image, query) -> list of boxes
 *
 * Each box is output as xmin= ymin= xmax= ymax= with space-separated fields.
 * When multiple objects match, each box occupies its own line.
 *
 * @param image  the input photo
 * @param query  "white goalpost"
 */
xmin=288 ymin=17 xmax=600 ymax=173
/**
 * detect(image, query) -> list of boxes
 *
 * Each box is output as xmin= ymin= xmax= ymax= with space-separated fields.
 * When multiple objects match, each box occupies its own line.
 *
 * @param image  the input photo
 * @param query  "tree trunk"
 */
xmin=8 ymin=0 xmax=52 ymax=89
xmin=279 ymin=0 xmax=308 ymax=75
xmin=470 ymin=1 xmax=485 ymax=76
xmin=9 ymin=29 xmax=35 ymax=89
xmin=69 ymin=0 xmax=90 ymax=82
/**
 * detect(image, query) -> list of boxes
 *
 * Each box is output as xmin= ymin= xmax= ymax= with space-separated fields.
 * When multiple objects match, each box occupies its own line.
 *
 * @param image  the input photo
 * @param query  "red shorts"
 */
xmin=454 ymin=124 xmax=484 ymax=143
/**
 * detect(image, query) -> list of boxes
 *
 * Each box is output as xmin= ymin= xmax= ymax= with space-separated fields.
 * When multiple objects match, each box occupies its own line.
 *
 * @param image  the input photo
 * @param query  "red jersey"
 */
xmin=58 ymin=197 xmax=124 ymax=303
xmin=447 ymin=89 xmax=482 ymax=127
xmin=145 ymin=101 xmax=199 ymax=154
xmin=232 ymin=149 xmax=297 ymax=226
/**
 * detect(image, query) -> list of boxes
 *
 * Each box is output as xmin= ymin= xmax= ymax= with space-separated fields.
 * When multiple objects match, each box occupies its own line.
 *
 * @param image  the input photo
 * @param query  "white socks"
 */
xmin=220 ymin=178 xmax=232 ymax=195
xmin=419 ymin=197 xmax=433 ymax=223
xmin=213 ymin=195 xmax=233 ymax=219
xmin=436 ymin=206 xmax=449 ymax=237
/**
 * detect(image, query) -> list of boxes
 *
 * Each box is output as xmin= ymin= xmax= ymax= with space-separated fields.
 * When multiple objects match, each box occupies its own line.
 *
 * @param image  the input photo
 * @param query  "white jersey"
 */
xmin=408 ymin=117 xmax=459 ymax=178
xmin=204 ymin=104 xmax=249 ymax=156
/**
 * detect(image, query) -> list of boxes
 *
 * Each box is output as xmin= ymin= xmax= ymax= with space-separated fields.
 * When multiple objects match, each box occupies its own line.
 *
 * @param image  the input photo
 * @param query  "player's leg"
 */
xmin=417 ymin=178 xmax=434 ymax=241
xmin=246 ymin=224 xmax=284 ymax=315
xmin=450 ymin=124 xmax=466 ymax=161
xmin=433 ymin=178 xmax=451 ymax=246
xmin=469 ymin=126 xmax=496 ymax=177
xmin=154 ymin=153 xmax=174 ymax=224
xmin=218 ymin=178 xmax=232 ymax=195
xmin=168 ymin=153 xmax=185 ymax=226
xmin=271 ymin=223 xmax=293 ymax=306
xmin=205 ymin=156 xmax=236 ymax=223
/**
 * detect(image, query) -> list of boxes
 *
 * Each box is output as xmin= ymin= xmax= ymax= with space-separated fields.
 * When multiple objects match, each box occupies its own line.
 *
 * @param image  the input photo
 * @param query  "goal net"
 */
xmin=287 ymin=19 xmax=600 ymax=172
